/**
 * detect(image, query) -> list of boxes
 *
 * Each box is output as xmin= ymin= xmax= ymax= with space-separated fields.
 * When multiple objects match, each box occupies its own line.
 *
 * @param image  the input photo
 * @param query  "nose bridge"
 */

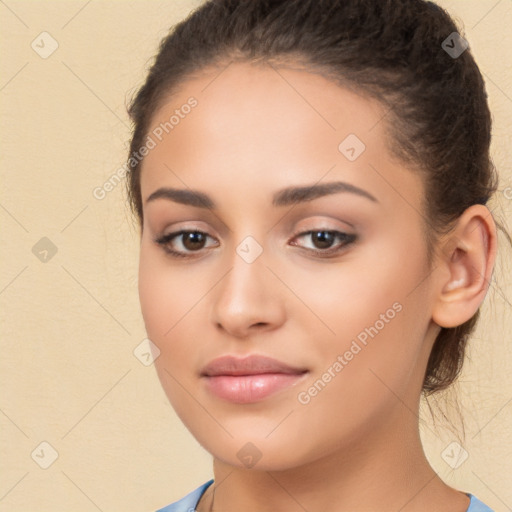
xmin=211 ymin=227 xmax=284 ymax=335
xmin=221 ymin=232 xmax=269 ymax=301
xmin=220 ymin=211 xmax=271 ymax=285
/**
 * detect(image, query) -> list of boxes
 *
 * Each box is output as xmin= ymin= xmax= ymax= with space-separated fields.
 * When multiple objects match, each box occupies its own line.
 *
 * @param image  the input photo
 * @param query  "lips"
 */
xmin=200 ymin=354 xmax=308 ymax=404
xmin=201 ymin=354 xmax=307 ymax=377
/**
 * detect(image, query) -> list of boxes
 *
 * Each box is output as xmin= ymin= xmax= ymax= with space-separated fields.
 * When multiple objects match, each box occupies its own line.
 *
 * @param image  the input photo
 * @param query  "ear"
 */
xmin=431 ymin=204 xmax=497 ymax=328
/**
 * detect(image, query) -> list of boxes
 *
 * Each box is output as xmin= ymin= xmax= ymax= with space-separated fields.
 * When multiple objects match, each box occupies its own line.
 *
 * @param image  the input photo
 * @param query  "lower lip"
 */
xmin=203 ymin=373 xmax=307 ymax=404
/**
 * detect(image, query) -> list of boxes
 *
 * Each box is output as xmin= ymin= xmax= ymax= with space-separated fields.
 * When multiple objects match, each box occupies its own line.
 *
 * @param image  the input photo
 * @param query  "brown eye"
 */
xmin=181 ymin=232 xmax=208 ymax=251
xmin=154 ymin=230 xmax=218 ymax=258
xmin=290 ymin=229 xmax=357 ymax=256
xmin=310 ymin=231 xmax=336 ymax=250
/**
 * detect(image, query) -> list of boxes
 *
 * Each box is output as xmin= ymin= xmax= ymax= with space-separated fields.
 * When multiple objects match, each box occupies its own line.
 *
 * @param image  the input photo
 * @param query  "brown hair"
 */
xmin=126 ymin=0 xmax=505 ymax=397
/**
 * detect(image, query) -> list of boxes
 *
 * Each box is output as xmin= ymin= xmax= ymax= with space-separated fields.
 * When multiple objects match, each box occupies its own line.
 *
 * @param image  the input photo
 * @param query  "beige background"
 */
xmin=0 ymin=1 xmax=511 ymax=511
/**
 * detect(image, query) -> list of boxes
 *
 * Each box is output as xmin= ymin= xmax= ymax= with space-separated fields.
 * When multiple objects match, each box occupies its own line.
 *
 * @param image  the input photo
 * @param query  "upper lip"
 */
xmin=200 ymin=354 xmax=308 ymax=377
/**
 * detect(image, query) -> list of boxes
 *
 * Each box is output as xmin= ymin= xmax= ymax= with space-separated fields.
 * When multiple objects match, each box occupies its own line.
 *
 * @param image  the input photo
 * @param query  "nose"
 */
xmin=210 ymin=243 xmax=286 ymax=339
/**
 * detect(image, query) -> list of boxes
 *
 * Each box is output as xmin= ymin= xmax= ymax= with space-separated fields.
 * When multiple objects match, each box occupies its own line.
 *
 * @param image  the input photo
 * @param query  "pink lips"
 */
xmin=200 ymin=354 xmax=308 ymax=404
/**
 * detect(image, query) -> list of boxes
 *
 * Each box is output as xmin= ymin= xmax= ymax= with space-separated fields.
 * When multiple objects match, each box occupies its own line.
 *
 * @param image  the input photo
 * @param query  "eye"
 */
xmin=290 ymin=229 xmax=357 ymax=257
xmin=154 ymin=230 xmax=218 ymax=258
xmin=154 ymin=228 xmax=357 ymax=259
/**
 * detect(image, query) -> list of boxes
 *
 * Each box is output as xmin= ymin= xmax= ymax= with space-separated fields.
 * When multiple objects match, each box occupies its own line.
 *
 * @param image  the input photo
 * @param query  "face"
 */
xmin=138 ymin=61 xmax=437 ymax=471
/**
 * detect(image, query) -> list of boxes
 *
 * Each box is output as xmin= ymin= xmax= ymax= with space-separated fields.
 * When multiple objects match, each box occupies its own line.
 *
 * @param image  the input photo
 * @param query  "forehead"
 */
xmin=139 ymin=61 xmax=422 ymax=213
xmin=144 ymin=60 xmax=386 ymax=159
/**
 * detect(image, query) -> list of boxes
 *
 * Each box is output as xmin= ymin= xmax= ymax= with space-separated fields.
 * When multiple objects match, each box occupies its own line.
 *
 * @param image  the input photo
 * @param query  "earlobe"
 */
xmin=432 ymin=205 xmax=497 ymax=328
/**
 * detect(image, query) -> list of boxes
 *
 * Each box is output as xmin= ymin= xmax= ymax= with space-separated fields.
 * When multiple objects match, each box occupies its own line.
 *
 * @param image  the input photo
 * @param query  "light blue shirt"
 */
xmin=155 ymin=479 xmax=495 ymax=511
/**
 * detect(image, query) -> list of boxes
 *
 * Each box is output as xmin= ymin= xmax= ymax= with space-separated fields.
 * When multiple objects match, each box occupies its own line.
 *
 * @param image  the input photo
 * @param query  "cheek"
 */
xmin=138 ymin=245 xmax=191 ymax=352
xmin=287 ymin=268 xmax=429 ymax=457
xmin=291 ymin=230 xmax=431 ymax=381
xmin=138 ymin=239 xmax=193 ymax=331
xmin=287 ymin=247 xmax=425 ymax=349
xmin=138 ymin=248 xmax=201 ymax=414
xmin=138 ymin=244 xmax=213 ymax=371
xmin=138 ymin=250 xmax=168 ymax=339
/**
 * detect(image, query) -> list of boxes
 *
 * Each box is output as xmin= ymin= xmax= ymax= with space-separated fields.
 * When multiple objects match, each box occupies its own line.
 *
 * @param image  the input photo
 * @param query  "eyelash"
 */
xmin=153 ymin=229 xmax=357 ymax=259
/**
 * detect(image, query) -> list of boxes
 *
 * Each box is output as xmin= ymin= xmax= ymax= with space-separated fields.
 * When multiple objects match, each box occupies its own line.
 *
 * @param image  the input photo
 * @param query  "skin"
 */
xmin=137 ymin=61 xmax=496 ymax=512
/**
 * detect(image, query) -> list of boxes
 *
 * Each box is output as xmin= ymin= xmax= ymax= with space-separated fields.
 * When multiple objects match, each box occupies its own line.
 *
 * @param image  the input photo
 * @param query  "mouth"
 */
xmin=200 ymin=354 xmax=309 ymax=404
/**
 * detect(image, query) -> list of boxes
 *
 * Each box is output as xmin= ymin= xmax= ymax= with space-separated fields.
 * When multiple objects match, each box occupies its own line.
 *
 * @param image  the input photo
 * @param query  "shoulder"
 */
xmin=465 ymin=493 xmax=495 ymax=512
xmin=154 ymin=485 xmax=493 ymax=512
xmin=155 ymin=479 xmax=214 ymax=512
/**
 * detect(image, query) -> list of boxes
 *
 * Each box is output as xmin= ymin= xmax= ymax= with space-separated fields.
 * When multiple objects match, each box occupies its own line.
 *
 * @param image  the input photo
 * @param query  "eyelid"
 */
xmin=154 ymin=225 xmax=357 ymax=259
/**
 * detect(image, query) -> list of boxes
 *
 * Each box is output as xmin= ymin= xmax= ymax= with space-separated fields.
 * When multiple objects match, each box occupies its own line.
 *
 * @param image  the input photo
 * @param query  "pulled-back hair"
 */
xmin=126 ymin=0 xmax=503 ymax=396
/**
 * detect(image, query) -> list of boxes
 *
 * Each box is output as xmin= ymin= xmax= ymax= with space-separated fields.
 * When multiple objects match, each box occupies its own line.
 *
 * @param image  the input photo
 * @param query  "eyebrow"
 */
xmin=145 ymin=181 xmax=378 ymax=209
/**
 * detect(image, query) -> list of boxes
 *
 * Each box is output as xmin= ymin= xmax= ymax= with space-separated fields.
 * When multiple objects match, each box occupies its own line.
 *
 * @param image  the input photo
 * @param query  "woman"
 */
xmin=125 ymin=0 xmax=505 ymax=510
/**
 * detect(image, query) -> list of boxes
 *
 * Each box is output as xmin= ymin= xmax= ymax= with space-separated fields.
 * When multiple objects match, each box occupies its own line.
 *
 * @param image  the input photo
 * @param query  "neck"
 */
xmin=201 ymin=407 xmax=469 ymax=512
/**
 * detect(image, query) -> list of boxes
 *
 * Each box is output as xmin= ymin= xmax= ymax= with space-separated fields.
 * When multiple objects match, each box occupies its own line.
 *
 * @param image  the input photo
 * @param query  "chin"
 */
xmin=189 ymin=428 xmax=317 ymax=471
